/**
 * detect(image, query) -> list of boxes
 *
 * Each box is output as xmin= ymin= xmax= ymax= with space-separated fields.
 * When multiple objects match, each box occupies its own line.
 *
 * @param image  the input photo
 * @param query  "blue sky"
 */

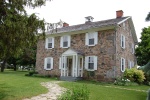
xmin=26 ymin=0 xmax=150 ymax=41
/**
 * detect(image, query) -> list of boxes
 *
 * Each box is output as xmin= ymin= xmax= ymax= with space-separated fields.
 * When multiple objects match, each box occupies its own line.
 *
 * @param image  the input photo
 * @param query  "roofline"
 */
xmin=117 ymin=16 xmax=131 ymax=25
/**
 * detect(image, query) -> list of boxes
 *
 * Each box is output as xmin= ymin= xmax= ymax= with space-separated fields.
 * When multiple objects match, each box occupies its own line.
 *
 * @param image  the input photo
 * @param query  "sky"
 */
xmin=26 ymin=0 xmax=150 ymax=41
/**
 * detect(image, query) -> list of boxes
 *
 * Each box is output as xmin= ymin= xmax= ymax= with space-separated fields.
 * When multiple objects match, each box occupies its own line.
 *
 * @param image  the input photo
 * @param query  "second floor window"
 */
xmin=45 ymin=37 xmax=54 ymax=49
xmin=60 ymin=35 xmax=71 ymax=48
xmin=85 ymin=32 xmax=98 ymax=46
xmin=121 ymin=34 xmax=125 ymax=49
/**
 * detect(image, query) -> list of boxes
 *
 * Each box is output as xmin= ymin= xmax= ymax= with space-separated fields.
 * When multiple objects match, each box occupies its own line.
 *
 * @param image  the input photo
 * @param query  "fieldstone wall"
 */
xmin=36 ymin=25 xmax=136 ymax=81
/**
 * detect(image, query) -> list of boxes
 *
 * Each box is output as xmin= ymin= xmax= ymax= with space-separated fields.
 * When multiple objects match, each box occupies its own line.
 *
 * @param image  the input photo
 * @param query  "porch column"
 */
xmin=64 ymin=56 xmax=66 ymax=76
xmin=81 ymin=57 xmax=83 ymax=77
xmin=72 ymin=55 xmax=75 ymax=77
xmin=76 ymin=54 xmax=78 ymax=77
xmin=61 ymin=56 xmax=63 ymax=76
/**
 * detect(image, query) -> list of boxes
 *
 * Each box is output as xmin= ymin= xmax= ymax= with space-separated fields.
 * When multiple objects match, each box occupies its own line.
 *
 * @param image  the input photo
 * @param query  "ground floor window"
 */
xmin=85 ymin=56 xmax=97 ymax=71
xmin=44 ymin=57 xmax=53 ymax=70
xmin=121 ymin=57 xmax=125 ymax=72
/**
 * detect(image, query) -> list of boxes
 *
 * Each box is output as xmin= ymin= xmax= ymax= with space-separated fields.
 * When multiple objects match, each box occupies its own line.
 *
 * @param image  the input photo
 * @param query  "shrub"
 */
xmin=58 ymin=84 xmax=89 ymax=100
xmin=114 ymin=77 xmax=129 ymax=86
xmin=124 ymin=68 xmax=145 ymax=84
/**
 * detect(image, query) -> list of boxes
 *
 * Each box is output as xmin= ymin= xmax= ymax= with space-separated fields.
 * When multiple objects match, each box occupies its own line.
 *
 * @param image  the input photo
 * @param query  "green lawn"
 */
xmin=0 ymin=70 xmax=149 ymax=100
xmin=0 ymin=70 xmax=53 ymax=100
xmin=58 ymin=81 xmax=149 ymax=100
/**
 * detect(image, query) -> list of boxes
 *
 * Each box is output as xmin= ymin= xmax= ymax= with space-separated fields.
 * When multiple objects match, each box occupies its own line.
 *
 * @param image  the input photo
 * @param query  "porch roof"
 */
xmin=62 ymin=48 xmax=84 ymax=56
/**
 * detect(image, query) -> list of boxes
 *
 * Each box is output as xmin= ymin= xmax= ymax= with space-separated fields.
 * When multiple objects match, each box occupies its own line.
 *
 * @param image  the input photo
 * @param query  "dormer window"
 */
xmin=85 ymin=16 xmax=94 ymax=22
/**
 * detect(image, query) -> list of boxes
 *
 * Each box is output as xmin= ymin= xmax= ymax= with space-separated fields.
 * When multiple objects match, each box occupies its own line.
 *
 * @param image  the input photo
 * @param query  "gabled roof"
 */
xmin=47 ymin=17 xmax=129 ymax=34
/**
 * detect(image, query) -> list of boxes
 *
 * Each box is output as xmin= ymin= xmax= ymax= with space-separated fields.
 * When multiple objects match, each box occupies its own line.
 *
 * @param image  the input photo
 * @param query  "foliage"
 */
xmin=114 ymin=77 xmax=130 ymax=86
xmin=0 ymin=0 xmax=52 ymax=72
xmin=146 ymin=12 xmax=150 ymax=21
xmin=58 ymin=84 xmax=89 ymax=100
xmin=135 ymin=27 xmax=150 ymax=66
xmin=124 ymin=68 xmax=145 ymax=84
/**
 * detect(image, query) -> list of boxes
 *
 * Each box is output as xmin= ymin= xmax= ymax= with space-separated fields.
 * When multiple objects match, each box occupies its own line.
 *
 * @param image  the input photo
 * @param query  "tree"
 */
xmin=0 ymin=0 xmax=51 ymax=72
xmin=146 ymin=12 xmax=150 ymax=21
xmin=135 ymin=27 xmax=150 ymax=66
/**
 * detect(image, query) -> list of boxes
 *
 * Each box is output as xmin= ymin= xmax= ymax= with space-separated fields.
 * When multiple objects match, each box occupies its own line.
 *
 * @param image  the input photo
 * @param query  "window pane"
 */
xmin=48 ymin=38 xmax=52 ymax=43
xmin=47 ymin=64 xmax=51 ymax=68
xmin=89 ymin=57 xmax=94 ymax=63
xmin=48 ymin=43 xmax=52 ymax=48
xmin=63 ymin=41 xmax=68 ymax=47
xmin=89 ymin=39 xmax=94 ymax=45
xmin=88 ymin=33 xmax=94 ymax=39
xmin=88 ymin=63 xmax=94 ymax=69
xmin=63 ymin=36 xmax=68 ymax=42
xmin=47 ymin=58 xmax=51 ymax=69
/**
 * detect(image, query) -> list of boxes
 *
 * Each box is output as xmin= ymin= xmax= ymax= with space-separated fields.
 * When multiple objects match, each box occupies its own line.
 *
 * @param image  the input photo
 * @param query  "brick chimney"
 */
xmin=63 ymin=22 xmax=69 ymax=27
xmin=116 ymin=10 xmax=123 ymax=18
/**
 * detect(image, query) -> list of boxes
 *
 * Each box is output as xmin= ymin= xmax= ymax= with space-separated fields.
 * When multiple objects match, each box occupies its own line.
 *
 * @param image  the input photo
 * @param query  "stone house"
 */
xmin=36 ymin=10 xmax=138 ymax=81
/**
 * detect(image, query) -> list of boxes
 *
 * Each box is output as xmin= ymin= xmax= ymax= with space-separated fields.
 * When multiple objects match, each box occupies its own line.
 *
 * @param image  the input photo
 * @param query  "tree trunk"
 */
xmin=14 ymin=63 xmax=17 ymax=71
xmin=1 ymin=60 xmax=6 ymax=72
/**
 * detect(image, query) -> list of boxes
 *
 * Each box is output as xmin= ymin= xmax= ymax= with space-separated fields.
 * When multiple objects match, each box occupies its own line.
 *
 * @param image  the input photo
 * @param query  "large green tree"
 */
xmin=135 ymin=27 xmax=150 ymax=66
xmin=0 ymin=0 xmax=50 ymax=72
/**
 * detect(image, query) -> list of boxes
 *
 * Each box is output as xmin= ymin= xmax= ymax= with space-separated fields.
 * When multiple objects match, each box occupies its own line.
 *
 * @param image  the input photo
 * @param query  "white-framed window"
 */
xmin=45 ymin=37 xmax=54 ymax=49
xmin=85 ymin=32 xmax=98 ymax=46
xmin=85 ymin=56 xmax=97 ymax=71
xmin=121 ymin=34 xmax=125 ymax=49
xmin=131 ymin=43 xmax=134 ymax=54
xmin=60 ymin=35 xmax=71 ymax=48
xmin=121 ymin=57 xmax=125 ymax=72
xmin=44 ymin=57 xmax=53 ymax=70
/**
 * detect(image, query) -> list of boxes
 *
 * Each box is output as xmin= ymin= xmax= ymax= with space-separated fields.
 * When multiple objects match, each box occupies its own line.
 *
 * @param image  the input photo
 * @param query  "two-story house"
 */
xmin=36 ymin=10 xmax=138 ymax=81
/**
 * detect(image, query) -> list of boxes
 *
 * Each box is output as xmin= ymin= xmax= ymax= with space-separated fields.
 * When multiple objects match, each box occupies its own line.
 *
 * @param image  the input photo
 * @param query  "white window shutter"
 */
xmin=85 ymin=33 xmax=88 ymax=45
xmin=44 ymin=58 xmax=47 ymax=69
xmin=45 ymin=38 xmax=48 ymax=49
xmin=85 ymin=57 xmax=88 ymax=69
xmin=94 ymin=32 xmax=98 ymax=45
xmin=60 ymin=37 xmax=63 ymax=47
xmin=68 ymin=36 xmax=71 ymax=47
xmin=59 ymin=57 xmax=61 ymax=69
xmin=124 ymin=58 xmax=126 ymax=71
xmin=51 ymin=57 xmax=53 ymax=69
xmin=52 ymin=37 xmax=54 ymax=48
xmin=94 ymin=56 xmax=97 ymax=70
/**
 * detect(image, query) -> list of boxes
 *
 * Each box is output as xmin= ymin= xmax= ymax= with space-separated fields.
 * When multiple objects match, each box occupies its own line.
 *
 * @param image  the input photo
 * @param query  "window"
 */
xmin=85 ymin=56 xmax=97 ymax=71
xmin=131 ymin=43 xmax=134 ymax=54
xmin=45 ymin=37 xmax=54 ymax=49
xmin=60 ymin=35 xmax=71 ymax=48
xmin=121 ymin=57 xmax=125 ymax=72
xmin=44 ymin=57 xmax=53 ymax=70
xmin=85 ymin=32 xmax=98 ymax=46
xmin=121 ymin=34 xmax=125 ymax=49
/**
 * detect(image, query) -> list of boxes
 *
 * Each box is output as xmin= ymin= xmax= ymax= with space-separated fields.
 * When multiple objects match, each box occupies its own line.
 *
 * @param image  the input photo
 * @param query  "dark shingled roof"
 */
xmin=47 ymin=17 xmax=129 ymax=34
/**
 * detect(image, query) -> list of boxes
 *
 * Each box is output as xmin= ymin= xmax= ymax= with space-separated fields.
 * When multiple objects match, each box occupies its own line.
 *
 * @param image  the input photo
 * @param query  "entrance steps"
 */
xmin=60 ymin=76 xmax=82 ymax=81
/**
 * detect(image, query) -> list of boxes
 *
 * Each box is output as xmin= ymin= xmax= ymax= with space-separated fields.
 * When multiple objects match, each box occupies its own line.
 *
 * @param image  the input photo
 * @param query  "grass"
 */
xmin=0 ymin=70 xmax=149 ymax=100
xmin=58 ymin=81 xmax=150 ymax=100
xmin=0 ymin=69 xmax=55 ymax=100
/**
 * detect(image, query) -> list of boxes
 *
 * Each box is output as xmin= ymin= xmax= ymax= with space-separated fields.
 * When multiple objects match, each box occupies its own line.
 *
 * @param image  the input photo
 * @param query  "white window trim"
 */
xmin=121 ymin=34 xmax=125 ymax=49
xmin=85 ymin=32 xmax=98 ymax=46
xmin=85 ymin=56 xmax=97 ymax=71
xmin=60 ymin=35 xmax=71 ymax=48
xmin=44 ymin=57 xmax=53 ymax=70
xmin=45 ymin=37 xmax=54 ymax=49
xmin=121 ymin=57 xmax=125 ymax=72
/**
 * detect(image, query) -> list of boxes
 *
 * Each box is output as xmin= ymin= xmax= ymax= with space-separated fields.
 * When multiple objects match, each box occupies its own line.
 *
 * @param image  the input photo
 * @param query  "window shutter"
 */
xmin=85 ymin=57 xmax=88 ymax=70
xmin=52 ymin=38 xmax=54 ymax=48
xmin=124 ymin=36 xmax=125 ymax=48
xmin=124 ymin=58 xmax=126 ymax=71
xmin=94 ymin=32 xmax=98 ymax=45
xmin=85 ymin=33 xmax=88 ymax=45
xmin=59 ymin=57 xmax=61 ymax=69
xmin=44 ymin=58 xmax=47 ymax=69
xmin=94 ymin=56 xmax=97 ymax=70
xmin=51 ymin=57 xmax=53 ymax=69
xmin=68 ymin=36 xmax=71 ymax=47
xmin=60 ymin=37 xmax=63 ymax=47
xmin=45 ymin=38 xmax=48 ymax=49
xmin=120 ymin=35 xmax=122 ymax=47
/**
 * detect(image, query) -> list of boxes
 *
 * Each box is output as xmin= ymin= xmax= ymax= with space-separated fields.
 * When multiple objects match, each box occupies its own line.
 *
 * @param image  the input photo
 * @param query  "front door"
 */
xmin=68 ymin=58 xmax=72 ymax=76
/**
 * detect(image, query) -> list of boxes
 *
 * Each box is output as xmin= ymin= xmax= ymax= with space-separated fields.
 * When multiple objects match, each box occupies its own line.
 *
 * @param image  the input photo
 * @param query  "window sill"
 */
xmin=45 ymin=69 xmax=52 ymax=70
xmin=86 ymin=69 xmax=95 ymax=71
xmin=88 ymin=44 xmax=95 ymax=46
xmin=61 ymin=47 xmax=69 ymax=48
xmin=46 ymin=48 xmax=53 ymax=49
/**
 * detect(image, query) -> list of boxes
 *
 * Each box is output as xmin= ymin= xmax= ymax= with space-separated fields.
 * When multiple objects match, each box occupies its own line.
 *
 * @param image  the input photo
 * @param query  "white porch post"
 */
xmin=61 ymin=56 xmax=63 ymax=76
xmin=64 ymin=56 xmax=66 ymax=76
xmin=81 ymin=57 xmax=83 ymax=77
xmin=76 ymin=54 xmax=78 ymax=77
xmin=73 ymin=55 xmax=75 ymax=77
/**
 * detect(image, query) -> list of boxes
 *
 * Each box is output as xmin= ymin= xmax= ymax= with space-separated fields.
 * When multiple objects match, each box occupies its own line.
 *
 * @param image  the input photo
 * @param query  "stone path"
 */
xmin=23 ymin=81 xmax=66 ymax=100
